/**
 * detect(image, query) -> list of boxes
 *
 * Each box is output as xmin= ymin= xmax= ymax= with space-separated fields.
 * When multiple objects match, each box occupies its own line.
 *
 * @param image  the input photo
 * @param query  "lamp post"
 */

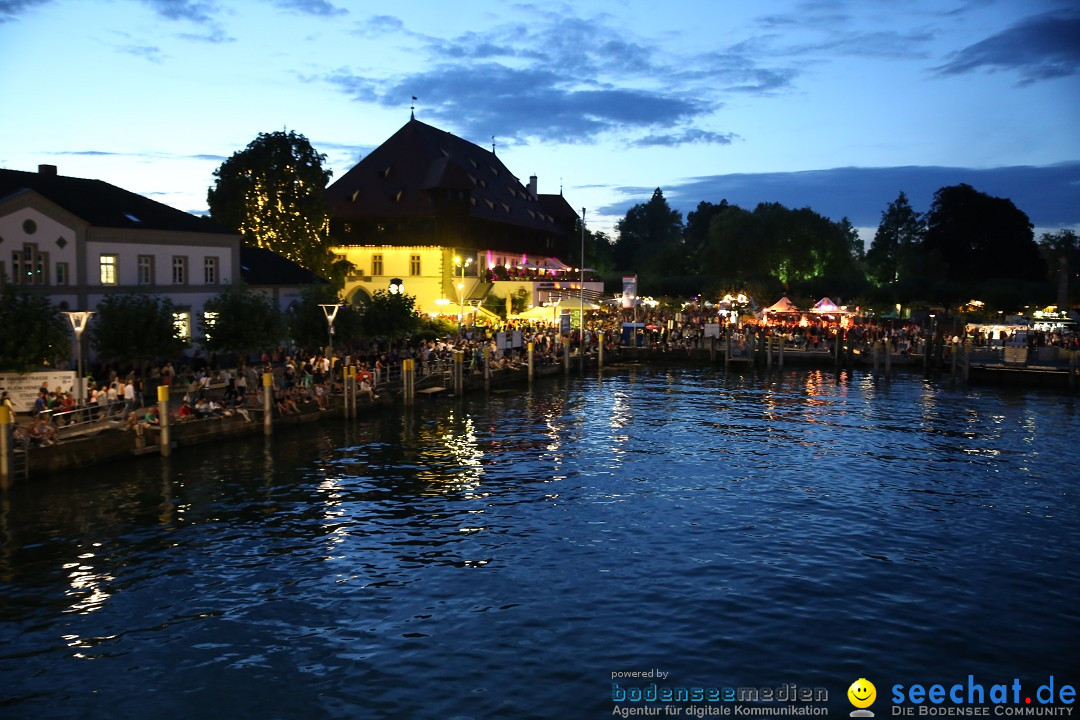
xmin=388 ymin=277 xmax=403 ymax=295
xmin=319 ymin=303 xmax=341 ymax=362
xmin=580 ymin=207 xmax=586 ymax=370
xmin=63 ymin=311 xmax=93 ymax=405
xmin=453 ymin=256 xmax=472 ymax=333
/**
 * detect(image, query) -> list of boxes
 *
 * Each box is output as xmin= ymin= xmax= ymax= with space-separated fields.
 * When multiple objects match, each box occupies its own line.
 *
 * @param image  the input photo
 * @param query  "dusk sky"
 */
xmin=2 ymin=0 xmax=1078 ymax=243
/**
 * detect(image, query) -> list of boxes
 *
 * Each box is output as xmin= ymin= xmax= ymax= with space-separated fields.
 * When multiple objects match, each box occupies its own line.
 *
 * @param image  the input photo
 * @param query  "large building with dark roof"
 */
xmin=327 ymin=117 xmax=595 ymax=319
xmin=1 ymin=165 xmax=320 ymax=346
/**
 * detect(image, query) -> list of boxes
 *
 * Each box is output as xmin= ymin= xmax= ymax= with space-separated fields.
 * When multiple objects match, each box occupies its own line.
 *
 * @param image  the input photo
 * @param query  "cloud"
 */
xmin=936 ymin=11 xmax=1080 ymax=83
xmin=630 ymin=130 xmax=738 ymax=148
xmin=272 ymin=0 xmax=346 ymax=17
xmin=117 ymin=44 xmax=166 ymax=63
xmin=328 ymin=8 xmax=786 ymax=146
xmin=0 ymin=0 xmax=51 ymax=23
xmin=600 ymin=163 xmax=1080 ymax=230
xmin=49 ymin=149 xmax=228 ymax=162
xmin=331 ymin=62 xmax=716 ymax=145
xmin=140 ymin=0 xmax=218 ymax=24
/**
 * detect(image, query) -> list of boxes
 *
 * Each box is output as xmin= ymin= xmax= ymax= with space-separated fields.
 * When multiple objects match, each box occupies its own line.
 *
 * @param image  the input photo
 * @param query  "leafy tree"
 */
xmin=866 ymin=191 xmax=924 ymax=286
xmin=1039 ymin=229 xmax=1079 ymax=306
xmin=838 ymin=217 xmax=865 ymax=264
xmin=286 ymin=284 xmax=362 ymax=353
xmin=923 ymin=183 xmax=1044 ymax=286
xmin=613 ymin=188 xmax=685 ymax=279
xmin=0 ymin=286 xmax=69 ymax=372
xmin=360 ymin=290 xmax=420 ymax=339
xmin=200 ymin=283 xmax=284 ymax=359
xmin=90 ymin=293 xmax=187 ymax=381
xmin=701 ymin=202 xmax=859 ymax=288
xmin=684 ymin=200 xmax=729 ymax=264
xmin=208 ymin=130 xmax=342 ymax=283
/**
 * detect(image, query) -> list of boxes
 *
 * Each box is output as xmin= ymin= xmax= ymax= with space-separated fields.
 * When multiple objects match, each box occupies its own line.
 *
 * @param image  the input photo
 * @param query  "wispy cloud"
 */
xmin=117 ymin=43 xmax=166 ymax=63
xmin=273 ymin=0 xmax=346 ymax=17
xmin=140 ymin=0 xmax=218 ymax=24
xmin=936 ymin=10 xmax=1080 ymax=83
xmin=50 ymin=149 xmax=228 ymax=162
xmin=0 ymin=0 xmax=51 ymax=23
xmin=330 ymin=8 xmax=787 ymax=147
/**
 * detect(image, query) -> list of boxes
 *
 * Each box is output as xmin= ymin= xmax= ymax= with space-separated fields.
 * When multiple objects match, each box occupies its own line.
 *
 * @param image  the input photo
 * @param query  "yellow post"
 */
xmin=0 ymin=405 xmax=11 ymax=487
xmin=527 ymin=341 xmax=534 ymax=382
xmin=403 ymin=358 xmax=415 ymax=403
xmin=598 ymin=332 xmax=604 ymax=369
xmin=262 ymin=371 xmax=273 ymax=436
xmin=157 ymin=384 xmax=171 ymax=457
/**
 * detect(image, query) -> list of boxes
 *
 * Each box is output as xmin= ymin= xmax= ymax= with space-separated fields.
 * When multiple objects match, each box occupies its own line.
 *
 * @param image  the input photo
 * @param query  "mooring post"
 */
xmin=403 ymin=358 xmax=415 ymax=404
xmin=563 ymin=337 xmax=570 ymax=374
xmin=598 ymin=332 xmax=604 ymax=369
xmin=873 ymin=339 xmax=881 ymax=376
xmin=157 ymin=385 xmax=171 ymax=457
xmin=527 ymin=341 xmax=534 ymax=383
xmin=263 ymin=371 xmax=273 ymax=436
xmin=483 ymin=346 xmax=491 ymax=391
xmin=453 ymin=350 xmax=464 ymax=396
xmin=0 ymin=405 xmax=11 ymax=488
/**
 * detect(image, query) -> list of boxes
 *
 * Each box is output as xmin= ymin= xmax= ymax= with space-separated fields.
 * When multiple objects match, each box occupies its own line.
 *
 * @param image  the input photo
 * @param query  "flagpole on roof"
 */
xmin=410 ymin=96 xmax=417 ymax=120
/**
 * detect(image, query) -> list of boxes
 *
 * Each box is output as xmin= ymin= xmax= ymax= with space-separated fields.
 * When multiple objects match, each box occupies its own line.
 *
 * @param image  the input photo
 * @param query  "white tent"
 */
xmin=764 ymin=296 xmax=798 ymax=313
xmin=554 ymin=297 xmax=600 ymax=310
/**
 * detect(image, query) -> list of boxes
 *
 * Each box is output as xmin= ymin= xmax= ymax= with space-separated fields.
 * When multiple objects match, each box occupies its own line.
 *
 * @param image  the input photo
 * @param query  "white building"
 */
xmin=1 ymin=164 xmax=241 ymax=341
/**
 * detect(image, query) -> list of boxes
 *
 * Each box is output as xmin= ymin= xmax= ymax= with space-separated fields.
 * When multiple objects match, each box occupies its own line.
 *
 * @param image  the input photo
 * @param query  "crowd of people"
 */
xmin=5 ymin=302 xmax=1076 ymax=453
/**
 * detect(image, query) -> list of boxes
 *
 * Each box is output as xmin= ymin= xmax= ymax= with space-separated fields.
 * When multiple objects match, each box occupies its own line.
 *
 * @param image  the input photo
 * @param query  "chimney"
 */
xmin=528 ymin=175 xmax=537 ymax=199
xmin=38 ymin=164 xmax=58 ymax=176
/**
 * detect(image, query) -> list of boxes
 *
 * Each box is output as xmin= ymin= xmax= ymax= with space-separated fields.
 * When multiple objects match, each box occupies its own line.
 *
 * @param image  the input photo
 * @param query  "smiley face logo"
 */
xmin=848 ymin=678 xmax=876 ymax=709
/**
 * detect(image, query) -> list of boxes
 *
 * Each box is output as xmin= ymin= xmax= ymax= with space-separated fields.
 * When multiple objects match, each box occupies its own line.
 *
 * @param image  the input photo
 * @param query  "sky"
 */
xmin=2 ymin=0 xmax=1078 ymax=245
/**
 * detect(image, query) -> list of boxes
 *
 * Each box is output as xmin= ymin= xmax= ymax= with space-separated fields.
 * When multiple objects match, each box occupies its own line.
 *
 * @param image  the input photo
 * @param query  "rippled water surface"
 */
xmin=2 ymin=367 xmax=1078 ymax=718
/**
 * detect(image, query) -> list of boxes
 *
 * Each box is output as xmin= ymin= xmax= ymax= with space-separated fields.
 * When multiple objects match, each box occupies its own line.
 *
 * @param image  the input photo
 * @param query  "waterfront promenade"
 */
xmin=4 ymin=329 xmax=1078 ymax=483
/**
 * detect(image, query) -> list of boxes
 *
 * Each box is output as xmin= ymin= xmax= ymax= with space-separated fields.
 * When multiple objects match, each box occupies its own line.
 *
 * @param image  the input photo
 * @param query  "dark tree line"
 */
xmin=605 ymin=183 xmax=1061 ymax=310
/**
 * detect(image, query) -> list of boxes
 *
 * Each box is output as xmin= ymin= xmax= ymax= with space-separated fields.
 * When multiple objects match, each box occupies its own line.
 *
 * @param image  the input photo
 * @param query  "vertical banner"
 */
xmin=622 ymin=276 xmax=637 ymax=309
xmin=559 ymin=311 xmax=572 ymax=335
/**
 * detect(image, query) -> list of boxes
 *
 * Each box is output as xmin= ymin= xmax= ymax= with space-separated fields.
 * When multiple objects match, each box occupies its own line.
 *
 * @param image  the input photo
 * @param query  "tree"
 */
xmin=90 ymin=293 xmax=187 ymax=380
xmin=613 ymin=188 xmax=684 ymax=276
xmin=684 ymin=200 xmax=729 ymax=265
xmin=208 ymin=130 xmax=341 ymax=283
xmin=360 ymin=290 xmax=420 ymax=339
xmin=0 ymin=286 xmax=69 ymax=372
xmin=866 ymin=191 xmax=924 ymax=286
xmin=1039 ymin=229 xmax=1079 ymax=307
xmin=286 ymin=284 xmax=362 ymax=353
xmin=923 ymin=183 xmax=1044 ymax=286
xmin=200 ymin=284 xmax=284 ymax=360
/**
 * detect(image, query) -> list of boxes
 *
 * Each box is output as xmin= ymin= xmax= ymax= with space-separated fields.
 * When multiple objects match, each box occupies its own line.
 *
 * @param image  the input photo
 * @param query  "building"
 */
xmin=1 ymin=165 xmax=322 ymax=348
xmin=326 ymin=117 xmax=602 ymax=322
xmin=0 ymin=164 xmax=241 ymax=342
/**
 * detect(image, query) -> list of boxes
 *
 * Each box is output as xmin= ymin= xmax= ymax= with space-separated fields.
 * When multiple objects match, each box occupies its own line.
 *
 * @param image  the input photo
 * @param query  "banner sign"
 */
xmin=622 ymin=276 xmax=638 ymax=309
xmin=0 ymin=371 xmax=76 ymax=413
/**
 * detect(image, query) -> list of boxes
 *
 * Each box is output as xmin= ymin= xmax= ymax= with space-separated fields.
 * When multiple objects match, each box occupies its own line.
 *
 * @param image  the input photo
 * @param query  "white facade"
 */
xmin=0 ymin=187 xmax=240 ymax=344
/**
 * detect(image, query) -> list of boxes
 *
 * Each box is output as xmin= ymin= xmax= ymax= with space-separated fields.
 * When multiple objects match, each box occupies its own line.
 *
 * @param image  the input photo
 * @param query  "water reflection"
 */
xmin=2 ymin=367 xmax=1078 ymax=719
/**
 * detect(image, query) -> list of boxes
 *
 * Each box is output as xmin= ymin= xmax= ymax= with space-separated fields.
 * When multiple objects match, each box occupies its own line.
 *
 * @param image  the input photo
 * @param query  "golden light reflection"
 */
xmin=62 ymin=546 xmax=113 ymax=617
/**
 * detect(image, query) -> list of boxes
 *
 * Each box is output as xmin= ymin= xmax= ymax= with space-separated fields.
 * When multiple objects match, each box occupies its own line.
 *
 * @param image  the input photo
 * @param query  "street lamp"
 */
xmin=453 ymin=255 xmax=472 ymax=331
xmin=63 ymin=311 xmax=93 ymax=405
xmin=319 ymin=303 xmax=341 ymax=360
xmin=388 ymin=278 xmax=403 ymax=295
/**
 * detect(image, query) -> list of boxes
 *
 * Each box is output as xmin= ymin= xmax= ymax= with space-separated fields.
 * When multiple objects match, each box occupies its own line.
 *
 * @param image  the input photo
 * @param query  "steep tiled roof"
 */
xmin=0 ymin=166 xmax=232 ymax=234
xmin=327 ymin=118 xmax=573 ymax=234
xmin=240 ymin=246 xmax=326 ymax=286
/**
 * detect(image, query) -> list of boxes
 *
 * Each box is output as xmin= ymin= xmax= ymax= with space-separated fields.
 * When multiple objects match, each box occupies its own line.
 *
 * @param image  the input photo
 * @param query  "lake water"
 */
xmin=2 ymin=366 xmax=1078 ymax=719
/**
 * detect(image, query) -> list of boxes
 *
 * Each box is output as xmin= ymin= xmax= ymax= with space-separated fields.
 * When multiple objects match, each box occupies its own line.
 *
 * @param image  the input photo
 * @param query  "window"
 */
xmin=138 ymin=255 xmax=154 ymax=285
xmin=371 ymin=254 xmax=383 ymax=276
xmin=172 ymin=310 xmax=191 ymax=340
xmin=56 ymin=262 xmax=68 ymax=286
xmin=12 ymin=243 xmax=49 ymax=285
xmin=100 ymin=254 xmax=118 ymax=285
xmin=204 ymin=256 xmax=218 ymax=284
xmin=410 ymin=254 xmax=421 ymax=276
xmin=172 ymin=256 xmax=186 ymax=284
